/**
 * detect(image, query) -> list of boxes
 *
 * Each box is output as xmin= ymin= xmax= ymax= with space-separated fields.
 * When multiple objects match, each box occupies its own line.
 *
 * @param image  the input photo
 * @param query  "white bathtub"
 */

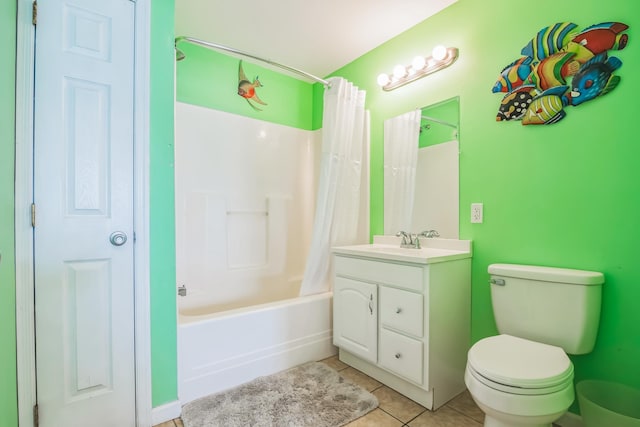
xmin=178 ymin=291 xmax=336 ymax=404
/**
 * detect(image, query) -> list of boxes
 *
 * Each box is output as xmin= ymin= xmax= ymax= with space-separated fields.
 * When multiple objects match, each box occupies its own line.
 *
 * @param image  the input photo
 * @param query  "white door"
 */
xmin=333 ymin=277 xmax=378 ymax=363
xmin=33 ymin=0 xmax=136 ymax=426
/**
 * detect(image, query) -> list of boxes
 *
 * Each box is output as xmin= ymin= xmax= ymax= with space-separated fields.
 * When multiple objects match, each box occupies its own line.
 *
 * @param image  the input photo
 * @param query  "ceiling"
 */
xmin=175 ymin=0 xmax=457 ymax=81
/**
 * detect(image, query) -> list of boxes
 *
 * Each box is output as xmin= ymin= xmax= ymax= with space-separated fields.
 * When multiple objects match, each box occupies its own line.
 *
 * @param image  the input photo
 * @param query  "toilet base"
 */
xmin=474 ymin=398 xmax=563 ymax=427
xmin=484 ymin=414 xmax=552 ymax=427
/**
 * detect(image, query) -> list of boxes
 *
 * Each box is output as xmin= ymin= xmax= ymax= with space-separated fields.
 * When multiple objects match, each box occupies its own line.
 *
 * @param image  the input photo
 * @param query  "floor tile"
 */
xmin=339 ymin=366 xmax=382 ymax=392
xmin=162 ymin=359 xmax=488 ymax=427
xmin=373 ymin=386 xmax=426 ymax=423
xmin=344 ymin=408 xmax=404 ymax=427
xmin=446 ymin=390 xmax=485 ymax=423
xmin=408 ymin=405 xmax=483 ymax=427
xmin=321 ymin=355 xmax=349 ymax=371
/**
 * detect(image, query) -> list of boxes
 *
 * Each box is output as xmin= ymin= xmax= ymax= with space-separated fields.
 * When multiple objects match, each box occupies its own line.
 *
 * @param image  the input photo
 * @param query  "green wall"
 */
xmin=150 ymin=0 xmax=178 ymax=407
xmin=331 ymin=0 xmax=639 ymax=413
xmin=176 ymin=42 xmax=315 ymax=129
xmin=0 ymin=1 xmax=18 ymax=426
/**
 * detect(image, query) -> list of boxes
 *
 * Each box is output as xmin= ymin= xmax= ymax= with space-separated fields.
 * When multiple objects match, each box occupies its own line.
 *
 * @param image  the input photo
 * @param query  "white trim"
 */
xmin=15 ymin=1 xmax=36 ymax=425
xmin=14 ymin=0 xmax=153 ymax=426
xmin=133 ymin=1 xmax=152 ymax=426
xmin=150 ymin=401 xmax=182 ymax=426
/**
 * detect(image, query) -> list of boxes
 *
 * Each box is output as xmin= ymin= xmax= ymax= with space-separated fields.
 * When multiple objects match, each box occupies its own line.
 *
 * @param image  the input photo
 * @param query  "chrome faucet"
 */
xmin=178 ymin=285 xmax=187 ymax=297
xmin=396 ymin=230 xmax=439 ymax=249
xmin=419 ymin=230 xmax=440 ymax=238
xmin=396 ymin=231 xmax=420 ymax=249
xmin=396 ymin=231 xmax=411 ymax=247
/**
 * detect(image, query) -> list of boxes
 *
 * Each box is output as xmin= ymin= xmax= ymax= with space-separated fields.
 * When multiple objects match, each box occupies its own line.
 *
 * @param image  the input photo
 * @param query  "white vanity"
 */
xmin=332 ymin=236 xmax=472 ymax=410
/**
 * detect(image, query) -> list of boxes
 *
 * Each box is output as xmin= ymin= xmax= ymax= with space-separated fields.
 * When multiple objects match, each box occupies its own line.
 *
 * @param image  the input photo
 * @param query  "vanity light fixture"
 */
xmin=377 ymin=45 xmax=459 ymax=91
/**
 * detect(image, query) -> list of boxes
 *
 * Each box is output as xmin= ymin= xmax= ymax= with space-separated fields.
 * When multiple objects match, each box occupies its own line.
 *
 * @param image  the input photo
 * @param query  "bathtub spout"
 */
xmin=178 ymin=285 xmax=187 ymax=297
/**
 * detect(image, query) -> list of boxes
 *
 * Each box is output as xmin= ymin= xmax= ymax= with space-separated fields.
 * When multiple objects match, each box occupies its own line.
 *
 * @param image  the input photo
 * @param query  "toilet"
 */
xmin=465 ymin=263 xmax=604 ymax=427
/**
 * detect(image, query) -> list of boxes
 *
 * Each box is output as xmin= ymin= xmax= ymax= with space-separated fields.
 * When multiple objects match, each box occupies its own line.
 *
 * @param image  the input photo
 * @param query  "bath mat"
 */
xmin=181 ymin=361 xmax=378 ymax=427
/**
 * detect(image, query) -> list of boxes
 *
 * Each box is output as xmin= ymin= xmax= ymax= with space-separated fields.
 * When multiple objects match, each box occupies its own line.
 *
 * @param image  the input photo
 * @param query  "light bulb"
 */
xmin=377 ymin=73 xmax=390 ymax=86
xmin=393 ymin=64 xmax=407 ymax=79
xmin=411 ymin=56 xmax=426 ymax=71
xmin=432 ymin=45 xmax=448 ymax=61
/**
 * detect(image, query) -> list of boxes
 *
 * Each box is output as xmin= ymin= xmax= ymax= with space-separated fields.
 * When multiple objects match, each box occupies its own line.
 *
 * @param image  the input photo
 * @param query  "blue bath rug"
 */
xmin=181 ymin=361 xmax=378 ymax=427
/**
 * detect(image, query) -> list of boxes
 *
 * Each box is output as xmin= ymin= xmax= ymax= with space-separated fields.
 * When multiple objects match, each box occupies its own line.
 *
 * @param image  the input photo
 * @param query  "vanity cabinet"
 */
xmin=332 ymin=249 xmax=471 ymax=410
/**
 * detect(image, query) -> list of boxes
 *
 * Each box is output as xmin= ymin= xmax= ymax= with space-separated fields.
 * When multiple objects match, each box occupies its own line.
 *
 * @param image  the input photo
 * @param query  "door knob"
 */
xmin=109 ymin=231 xmax=128 ymax=246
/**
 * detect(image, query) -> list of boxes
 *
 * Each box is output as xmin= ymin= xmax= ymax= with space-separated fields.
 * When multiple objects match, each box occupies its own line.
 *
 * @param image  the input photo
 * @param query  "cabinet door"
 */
xmin=333 ymin=277 xmax=378 ymax=363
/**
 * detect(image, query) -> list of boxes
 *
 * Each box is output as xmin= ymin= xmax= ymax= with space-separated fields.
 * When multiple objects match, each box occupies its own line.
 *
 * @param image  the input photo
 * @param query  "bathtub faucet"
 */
xmin=178 ymin=285 xmax=187 ymax=297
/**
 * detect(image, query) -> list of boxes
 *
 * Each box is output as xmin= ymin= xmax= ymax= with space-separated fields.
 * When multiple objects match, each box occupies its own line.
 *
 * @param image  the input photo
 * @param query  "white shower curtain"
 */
xmin=383 ymin=109 xmax=421 ymax=235
xmin=299 ymin=77 xmax=368 ymax=296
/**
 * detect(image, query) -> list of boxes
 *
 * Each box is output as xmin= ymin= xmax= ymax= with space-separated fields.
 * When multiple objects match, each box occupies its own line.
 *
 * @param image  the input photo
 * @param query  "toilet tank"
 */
xmin=488 ymin=263 xmax=604 ymax=354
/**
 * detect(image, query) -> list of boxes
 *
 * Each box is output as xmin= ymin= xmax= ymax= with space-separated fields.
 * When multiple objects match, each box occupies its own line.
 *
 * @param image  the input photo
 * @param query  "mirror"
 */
xmin=384 ymin=96 xmax=459 ymax=238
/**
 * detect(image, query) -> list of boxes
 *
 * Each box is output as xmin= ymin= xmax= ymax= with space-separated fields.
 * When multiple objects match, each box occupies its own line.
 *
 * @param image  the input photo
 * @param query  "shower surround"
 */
xmin=175 ymin=102 xmax=321 ymax=312
xmin=174 ymin=102 xmax=334 ymax=404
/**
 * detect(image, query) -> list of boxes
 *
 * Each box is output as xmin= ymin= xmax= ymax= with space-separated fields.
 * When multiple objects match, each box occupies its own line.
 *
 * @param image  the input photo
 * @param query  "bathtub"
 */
xmin=175 ymin=104 xmax=337 ymax=404
xmin=178 ymin=291 xmax=336 ymax=404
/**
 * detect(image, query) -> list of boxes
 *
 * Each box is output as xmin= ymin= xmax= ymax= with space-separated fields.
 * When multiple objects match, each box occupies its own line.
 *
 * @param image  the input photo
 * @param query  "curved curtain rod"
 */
xmin=421 ymin=115 xmax=458 ymax=129
xmin=175 ymin=36 xmax=331 ymax=88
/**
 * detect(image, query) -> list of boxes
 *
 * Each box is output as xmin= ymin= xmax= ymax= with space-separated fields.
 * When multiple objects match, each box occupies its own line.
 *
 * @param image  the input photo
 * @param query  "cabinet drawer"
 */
xmin=379 ymin=329 xmax=423 ymax=385
xmin=334 ymin=255 xmax=424 ymax=292
xmin=379 ymin=286 xmax=423 ymax=337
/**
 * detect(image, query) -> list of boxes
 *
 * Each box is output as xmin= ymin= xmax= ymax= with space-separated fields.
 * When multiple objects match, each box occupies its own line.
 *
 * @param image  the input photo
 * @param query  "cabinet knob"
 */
xmin=395 ymin=353 xmax=401 ymax=359
xmin=396 ymin=307 xmax=402 ymax=314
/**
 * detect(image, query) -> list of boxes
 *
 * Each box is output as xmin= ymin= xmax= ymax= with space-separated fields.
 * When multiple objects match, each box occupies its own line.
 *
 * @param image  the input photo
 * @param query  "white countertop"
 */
xmin=332 ymin=236 xmax=472 ymax=265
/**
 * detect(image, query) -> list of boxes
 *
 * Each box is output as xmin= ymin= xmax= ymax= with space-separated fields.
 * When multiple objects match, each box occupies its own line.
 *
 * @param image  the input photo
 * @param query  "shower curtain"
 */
xmin=299 ymin=77 xmax=368 ymax=296
xmin=383 ymin=109 xmax=421 ymax=235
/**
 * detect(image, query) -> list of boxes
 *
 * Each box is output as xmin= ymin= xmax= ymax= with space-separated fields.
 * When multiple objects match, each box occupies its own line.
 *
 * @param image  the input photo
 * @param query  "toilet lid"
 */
xmin=468 ymin=334 xmax=573 ymax=389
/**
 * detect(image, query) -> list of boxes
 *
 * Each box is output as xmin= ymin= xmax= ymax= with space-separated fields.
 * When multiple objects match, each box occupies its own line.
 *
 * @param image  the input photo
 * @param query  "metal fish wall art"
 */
xmin=492 ymin=21 xmax=629 ymax=125
xmin=238 ymin=60 xmax=267 ymax=111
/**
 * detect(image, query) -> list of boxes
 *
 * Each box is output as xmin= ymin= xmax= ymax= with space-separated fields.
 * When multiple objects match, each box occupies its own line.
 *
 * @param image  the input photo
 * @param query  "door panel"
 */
xmin=33 ymin=0 xmax=136 ymax=426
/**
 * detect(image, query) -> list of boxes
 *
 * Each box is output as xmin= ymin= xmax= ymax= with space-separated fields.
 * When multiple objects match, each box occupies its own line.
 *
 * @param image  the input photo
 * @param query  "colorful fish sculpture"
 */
xmin=521 ymin=22 xmax=578 ymax=61
xmin=564 ymin=22 xmax=629 ymax=64
xmin=237 ymin=60 xmax=267 ymax=111
xmin=496 ymin=85 xmax=539 ymax=121
xmin=568 ymin=53 xmax=622 ymax=106
xmin=522 ymin=85 xmax=569 ymax=125
xmin=523 ymin=51 xmax=580 ymax=90
xmin=573 ymin=22 xmax=629 ymax=55
xmin=492 ymin=57 xmax=534 ymax=93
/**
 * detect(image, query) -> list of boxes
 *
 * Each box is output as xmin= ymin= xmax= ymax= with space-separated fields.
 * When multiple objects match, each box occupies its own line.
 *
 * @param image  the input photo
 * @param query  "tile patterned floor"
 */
xmin=155 ymin=356 xmax=485 ymax=427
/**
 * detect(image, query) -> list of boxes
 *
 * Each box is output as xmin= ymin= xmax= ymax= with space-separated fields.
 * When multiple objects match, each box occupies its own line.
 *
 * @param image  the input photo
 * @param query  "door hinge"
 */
xmin=32 ymin=1 xmax=38 ymax=26
xmin=33 ymin=403 xmax=39 ymax=427
xmin=31 ymin=203 xmax=36 ymax=228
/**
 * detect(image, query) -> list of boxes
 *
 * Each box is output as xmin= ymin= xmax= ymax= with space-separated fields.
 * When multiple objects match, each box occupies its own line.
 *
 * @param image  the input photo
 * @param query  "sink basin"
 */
xmin=332 ymin=237 xmax=472 ymax=264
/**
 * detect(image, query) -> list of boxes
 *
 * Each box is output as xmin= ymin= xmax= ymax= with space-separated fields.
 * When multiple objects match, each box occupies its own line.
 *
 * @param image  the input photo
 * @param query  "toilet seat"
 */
xmin=467 ymin=334 xmax=574 ymax=395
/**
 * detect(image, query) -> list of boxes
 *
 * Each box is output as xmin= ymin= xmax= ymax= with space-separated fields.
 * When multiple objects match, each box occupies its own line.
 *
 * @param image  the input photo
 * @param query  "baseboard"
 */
xmin=556 ymin=411 xmax=583 ymax=427
xmin=151 ymin=400 xmax=182 ymax=426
